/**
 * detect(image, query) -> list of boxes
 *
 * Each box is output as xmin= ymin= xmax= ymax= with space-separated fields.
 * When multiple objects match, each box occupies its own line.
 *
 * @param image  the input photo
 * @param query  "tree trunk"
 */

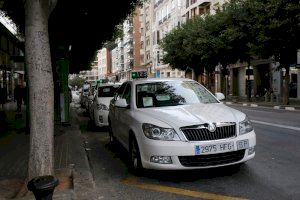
xmin=25 ymin=0 xmax=55 ymax=180
xmin=283 ymin=66 xmax=290 ymax=105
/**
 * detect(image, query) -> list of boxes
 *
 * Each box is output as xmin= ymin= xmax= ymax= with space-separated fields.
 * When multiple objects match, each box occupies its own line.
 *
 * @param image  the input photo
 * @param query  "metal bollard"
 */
xmin=27 ymin=175 xmax=59 ymax=200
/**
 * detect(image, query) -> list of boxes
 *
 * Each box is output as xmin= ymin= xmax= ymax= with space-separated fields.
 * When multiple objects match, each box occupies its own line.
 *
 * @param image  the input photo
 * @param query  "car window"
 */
xmin=98 ymin=86 xmax=119 ymax=97
xmin=114 ymin=82 xmax=127 ymax=101
xmin=122 ymin=84 xmax=131 ymax=104
xmin=136 ymin=81 xmax=218 ymax=108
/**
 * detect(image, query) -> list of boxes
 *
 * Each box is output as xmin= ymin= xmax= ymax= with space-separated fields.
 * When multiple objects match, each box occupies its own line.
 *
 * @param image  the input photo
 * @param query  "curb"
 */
xmin=69 ymin=107 xmax=97 ymax=200
xmin=225 ymin=102 xmax=298 ymax=111
xmin=70 ymin=130 xmax=97 ymax=200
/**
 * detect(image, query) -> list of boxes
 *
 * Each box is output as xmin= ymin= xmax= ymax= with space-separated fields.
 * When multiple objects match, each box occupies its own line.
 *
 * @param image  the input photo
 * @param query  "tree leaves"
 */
xmin=161 ymin=0 xmax=300 ymax=75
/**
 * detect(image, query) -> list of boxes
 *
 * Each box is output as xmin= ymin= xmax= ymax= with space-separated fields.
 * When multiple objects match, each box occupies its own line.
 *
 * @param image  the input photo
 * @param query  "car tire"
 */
xmin=129 ymin=136 xmax=144 ymax=176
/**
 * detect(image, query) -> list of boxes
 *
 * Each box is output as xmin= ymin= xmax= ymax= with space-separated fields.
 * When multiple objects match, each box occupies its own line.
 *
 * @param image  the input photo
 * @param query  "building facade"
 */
xmin=139 ymin=1 xmax=154 ymax=76
xmin=97 ymin=48 xmax=108 ymax=79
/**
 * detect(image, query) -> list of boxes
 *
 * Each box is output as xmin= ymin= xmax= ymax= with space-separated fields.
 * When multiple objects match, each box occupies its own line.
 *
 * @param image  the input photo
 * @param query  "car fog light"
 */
xmin=248 ymin=147 xmax=255 ymax=155
xmin=150 ymin=156 xmax=172 ymax=164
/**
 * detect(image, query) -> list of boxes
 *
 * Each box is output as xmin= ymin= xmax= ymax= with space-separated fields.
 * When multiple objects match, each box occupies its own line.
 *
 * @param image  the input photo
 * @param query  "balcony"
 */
xmin=154 ymin=0 xmax=163 ymax=9
xmin=199 ymin=0 xmax=211 ymax=6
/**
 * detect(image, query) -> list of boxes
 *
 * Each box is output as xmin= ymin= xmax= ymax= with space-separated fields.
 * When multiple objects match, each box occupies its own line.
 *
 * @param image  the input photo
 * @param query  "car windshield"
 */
xmin=136 ymin=81 xmax=218 ymax=108
xmin=98 ymin=86 xmax=119 ymax=97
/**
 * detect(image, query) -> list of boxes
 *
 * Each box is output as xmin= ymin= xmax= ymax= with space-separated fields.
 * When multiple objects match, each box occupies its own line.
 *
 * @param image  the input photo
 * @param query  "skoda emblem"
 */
xmin=207 ymin=123 xmax=216 ymax=132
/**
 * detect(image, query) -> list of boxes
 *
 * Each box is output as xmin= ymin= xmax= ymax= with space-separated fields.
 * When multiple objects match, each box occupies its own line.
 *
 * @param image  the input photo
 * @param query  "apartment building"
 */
xmin=140 ymin=1 xmax=154 ymax=76
xmin=183 ymin=0 xmax=227 ymax=21
xmin=110 ymin=38 xmax=125 ymax=81
xmin=97 ymin=48 xmax=108 ymax=79
xmin=152 ymin=0 xmax=185 ymax=78
xmin=123 ymin=19 xmax=134 ymax=78
xmin=133 ymin=8 xmax=142 ymax=69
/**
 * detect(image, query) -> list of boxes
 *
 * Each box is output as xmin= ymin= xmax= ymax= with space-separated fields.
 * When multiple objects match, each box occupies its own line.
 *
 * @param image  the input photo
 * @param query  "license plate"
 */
xmin=237 ymin=139 xmax=249 ymax=150
xmin=195 ymin=142 xmax=234 ymax=155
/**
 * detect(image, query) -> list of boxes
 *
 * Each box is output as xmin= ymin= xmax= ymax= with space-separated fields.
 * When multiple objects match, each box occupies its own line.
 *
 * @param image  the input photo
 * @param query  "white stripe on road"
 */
xmin=251 ymin=120 xmax=300 ymax=131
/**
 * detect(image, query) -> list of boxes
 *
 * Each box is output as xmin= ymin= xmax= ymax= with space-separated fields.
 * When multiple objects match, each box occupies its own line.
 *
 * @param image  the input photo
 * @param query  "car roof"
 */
xmin=129 ymin=78 xmax=195 ymax=85
xmin=97 ymin=83 xmax=122 ymax=87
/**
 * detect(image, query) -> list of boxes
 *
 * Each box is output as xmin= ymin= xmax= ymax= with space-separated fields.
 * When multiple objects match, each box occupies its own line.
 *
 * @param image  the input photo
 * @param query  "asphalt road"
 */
xmin=78 ymin=105 xmax=300 ymax=200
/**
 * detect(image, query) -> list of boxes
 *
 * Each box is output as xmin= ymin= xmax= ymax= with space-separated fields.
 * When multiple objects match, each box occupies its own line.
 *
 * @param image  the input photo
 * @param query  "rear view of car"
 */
xmin=92 ymin=84 xmax=120 ymax=127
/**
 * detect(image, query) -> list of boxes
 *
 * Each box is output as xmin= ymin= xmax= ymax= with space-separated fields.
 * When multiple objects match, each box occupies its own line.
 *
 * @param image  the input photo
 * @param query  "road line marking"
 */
xmin=122 ymin=177 xmax=247 ymax=200
xmin=251 ymin=120 xmax=300 ymax=131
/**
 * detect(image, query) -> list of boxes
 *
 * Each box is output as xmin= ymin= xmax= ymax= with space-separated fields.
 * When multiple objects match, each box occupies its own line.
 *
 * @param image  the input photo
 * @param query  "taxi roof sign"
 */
xmin=131 ymin=71 xmax=147 ymax=79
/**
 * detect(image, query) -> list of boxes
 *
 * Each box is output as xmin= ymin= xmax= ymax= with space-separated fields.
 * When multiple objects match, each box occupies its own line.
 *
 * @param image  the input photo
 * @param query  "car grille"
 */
xmin=178 ymin=150 xmax=245 ymax=167
xmin=181 ymin=124 xmax=236 ymax=141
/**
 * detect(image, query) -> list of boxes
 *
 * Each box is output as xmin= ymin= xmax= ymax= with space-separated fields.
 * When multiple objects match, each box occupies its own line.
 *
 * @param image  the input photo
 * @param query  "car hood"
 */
xmin=138 ymin=103 xmax=245 ymax=128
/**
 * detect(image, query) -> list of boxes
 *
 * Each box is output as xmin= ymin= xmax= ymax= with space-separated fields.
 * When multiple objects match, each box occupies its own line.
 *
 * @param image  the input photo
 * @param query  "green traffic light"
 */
xmin=132 ymin=72 xmax=138 ymax=79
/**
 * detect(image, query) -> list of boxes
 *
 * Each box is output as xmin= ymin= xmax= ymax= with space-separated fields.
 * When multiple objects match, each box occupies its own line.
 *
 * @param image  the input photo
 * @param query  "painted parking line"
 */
xmin=251 ymin=120 xmax=300 ymax=131
xmin=122 ymin=177 xmax=247 ymax=200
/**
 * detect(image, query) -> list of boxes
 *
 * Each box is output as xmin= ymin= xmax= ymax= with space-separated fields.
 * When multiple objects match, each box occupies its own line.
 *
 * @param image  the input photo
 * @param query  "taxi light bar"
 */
xmin=132 ymin=71 xmax=147 ymax=79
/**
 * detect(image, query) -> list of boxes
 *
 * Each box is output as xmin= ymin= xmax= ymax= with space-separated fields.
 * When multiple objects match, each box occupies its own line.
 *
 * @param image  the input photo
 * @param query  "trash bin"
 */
xmin=27 ymin=175 xmax=59 ymax=200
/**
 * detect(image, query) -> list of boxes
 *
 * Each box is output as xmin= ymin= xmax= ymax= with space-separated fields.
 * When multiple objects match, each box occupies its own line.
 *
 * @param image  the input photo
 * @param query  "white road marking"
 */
xmin=251 ymin=120 xmax=300 ymax=131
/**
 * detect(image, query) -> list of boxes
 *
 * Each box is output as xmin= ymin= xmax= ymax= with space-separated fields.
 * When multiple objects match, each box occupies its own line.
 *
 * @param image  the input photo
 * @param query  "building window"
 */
xmin=146 ymin=21 xmax=150 ymax=31
xmin=186 ymin=0 xmax=189 ymax=8
xmin=191 ymin=0 xmax=197 ymax=5
xmin=141 ymin=41 xmax=144 ymax=49
xmin=191 ymin=7 xmax=197 ymax=18
xmin=172 ymin=0 xmax=175 ymax=10
xmin=146 ymin=51 xmax=151 ymax=60
xmin=157 ymin=31 xmax=160 ymax=44
xmin=141 ymin=27 xmax=144 ymax=35
xmin=167 ymin=72 xmax=170 ymax=77
xmin=146 ymin=36 xmax=150 ymax=46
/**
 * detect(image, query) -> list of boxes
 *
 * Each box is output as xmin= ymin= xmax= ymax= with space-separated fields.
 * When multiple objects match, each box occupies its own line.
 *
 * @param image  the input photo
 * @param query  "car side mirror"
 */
xmin=115 ymin=99 xmax=129 ymax=108
xmin=215 ymin=92 xmax=225 ymax=101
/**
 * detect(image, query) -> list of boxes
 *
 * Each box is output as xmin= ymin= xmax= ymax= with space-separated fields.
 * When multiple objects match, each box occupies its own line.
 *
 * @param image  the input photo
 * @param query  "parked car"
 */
xmin=71 ymin=90 xmax=80 ymax=104
xmin=90 ymin=83 xmax=121 ymax=127
xmin=108 ymin=78 xmax=256 ymax=174
xmin=80 ymin=83 xmax=90 ymax=108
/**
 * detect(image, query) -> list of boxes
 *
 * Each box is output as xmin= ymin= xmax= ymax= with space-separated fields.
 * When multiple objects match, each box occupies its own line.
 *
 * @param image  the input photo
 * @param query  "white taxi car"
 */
xmin=108 ymin=78 xmax=256 ymax=173
xmin=91 ymin=83 xmax=121 ymax=127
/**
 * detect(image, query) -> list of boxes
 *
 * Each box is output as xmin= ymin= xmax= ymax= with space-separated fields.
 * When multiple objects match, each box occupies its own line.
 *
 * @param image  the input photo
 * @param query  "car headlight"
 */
xmin=142 ymin=123 xmax=180 ymax=141
xmin=97 ymin=103 xmax=108 ymax=110
xmin=239 ymin=117 xmax=253 ymax=135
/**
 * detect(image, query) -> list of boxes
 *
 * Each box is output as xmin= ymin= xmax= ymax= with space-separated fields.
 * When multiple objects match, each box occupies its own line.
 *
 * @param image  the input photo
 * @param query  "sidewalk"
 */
xmin=0 ymin=102 xmax=96 ymax=200
xmin=224 ymin=97 xmax=300 ymax=111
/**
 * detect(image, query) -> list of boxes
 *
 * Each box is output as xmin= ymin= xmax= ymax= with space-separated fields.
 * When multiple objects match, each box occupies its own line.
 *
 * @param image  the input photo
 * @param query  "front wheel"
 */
xmin=129 ymin=136 xmax=143 ymax=176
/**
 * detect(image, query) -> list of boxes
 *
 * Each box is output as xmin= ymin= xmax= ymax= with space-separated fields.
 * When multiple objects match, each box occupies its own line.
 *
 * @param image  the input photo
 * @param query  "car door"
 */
xmin=117 ymin=83 xmax=132 ymax=146
xmin=109 ymin=82 xmax=127 ymax=139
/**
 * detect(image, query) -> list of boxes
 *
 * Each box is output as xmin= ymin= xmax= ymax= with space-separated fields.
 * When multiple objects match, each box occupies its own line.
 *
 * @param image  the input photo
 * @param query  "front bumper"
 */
xmin=139 ymin=131 xmax=256 ymax=170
